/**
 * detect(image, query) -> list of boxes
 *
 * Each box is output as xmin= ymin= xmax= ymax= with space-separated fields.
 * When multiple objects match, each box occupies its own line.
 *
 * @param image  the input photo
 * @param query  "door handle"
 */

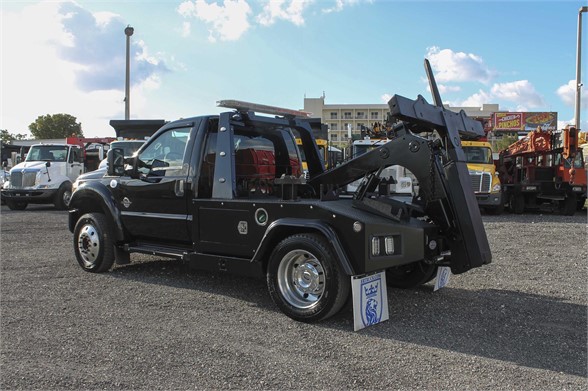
xmin=174 ymin=179 xmax=185 ymax=197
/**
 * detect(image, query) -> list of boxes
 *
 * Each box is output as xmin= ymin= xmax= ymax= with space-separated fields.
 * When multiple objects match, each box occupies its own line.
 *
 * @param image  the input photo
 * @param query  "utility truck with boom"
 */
xmin=497 ymin=125 xmax=586 ymax=214
xmin=68 ymin=61 xmax=491 ymax=322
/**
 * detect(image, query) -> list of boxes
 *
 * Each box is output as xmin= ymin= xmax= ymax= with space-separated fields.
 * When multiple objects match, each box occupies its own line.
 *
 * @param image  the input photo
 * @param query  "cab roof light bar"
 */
xmin=217 ymin=99 xmax=312 ymax=118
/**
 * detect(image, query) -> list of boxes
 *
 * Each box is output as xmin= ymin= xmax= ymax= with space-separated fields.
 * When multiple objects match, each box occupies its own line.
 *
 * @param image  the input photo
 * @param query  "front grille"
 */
xmin=470 ymin=172 xmax=491 ymax=193
xmin=10 ymin=171 xmax=37 ymax=188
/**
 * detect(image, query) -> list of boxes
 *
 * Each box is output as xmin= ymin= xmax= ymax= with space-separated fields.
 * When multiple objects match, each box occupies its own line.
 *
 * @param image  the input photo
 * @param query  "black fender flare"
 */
xmin=252 ymin=218 xmax=355 ymax=276
xmin=68 ymin=181 xmax=125 ymax=242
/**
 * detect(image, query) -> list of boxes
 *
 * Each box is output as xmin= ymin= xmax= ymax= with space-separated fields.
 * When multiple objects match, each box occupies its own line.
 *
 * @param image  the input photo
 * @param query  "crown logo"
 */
xmin=364 ymin=283 xmax=378 ymax=297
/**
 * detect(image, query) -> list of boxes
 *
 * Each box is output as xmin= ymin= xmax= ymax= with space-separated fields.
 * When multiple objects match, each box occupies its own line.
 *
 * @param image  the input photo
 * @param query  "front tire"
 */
xmin=267 ymin=233 xmax=350 ymax=323
xmin=6 ymin=200 xmax=27 ymax=210
xmin=73 ymin=213 xmax=115 ymax=273
xmin=559 ymin=193 xmax=577 ymax=216
xmin=54 ymin=182 xmax=72 ymax=210
xmin=510 ymin=193 xmax=525 ymax=214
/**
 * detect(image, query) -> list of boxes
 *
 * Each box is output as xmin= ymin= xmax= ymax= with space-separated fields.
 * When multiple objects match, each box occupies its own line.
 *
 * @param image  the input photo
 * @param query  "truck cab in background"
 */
xmin=2 ymin=143 xmax=86 ymax=210
xmin=346 ymin=138 xmax=415 ymax=195
xmin=462 ymin=140 xmax=503 ymax=214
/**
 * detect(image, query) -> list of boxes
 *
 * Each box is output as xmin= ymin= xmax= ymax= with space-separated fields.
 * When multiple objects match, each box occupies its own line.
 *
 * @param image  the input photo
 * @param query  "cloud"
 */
xmin=180 ymin=21 xmax=191 ymax=37
xmin=257 ymin=0 xmax=313 ymax=27
xmin=178 ymin=1 xmax=374 ymax=41
xmin=460 ymin=90 xmax=495 ymax=107
xmin=426 ymin=46 xmax=495 ymax=84
xmin=177 ymin=0 xmax=252 ymax=42
xmin=490 ymin=80 xmax=545 ymax=108
xmin=557 ymin=80 xmax=588 ymax=109
xmin=1 ymin=2 xmax=164 ymax=136
xmin=322 ymin=0 xmax=372 ymax=14
xmin=381 ymin=94 xmax=393 ymax=103
xmin=458 ymin=80 xmax=545 ymax=111
xmin=56 ymin=2 xmax=168 ymax=92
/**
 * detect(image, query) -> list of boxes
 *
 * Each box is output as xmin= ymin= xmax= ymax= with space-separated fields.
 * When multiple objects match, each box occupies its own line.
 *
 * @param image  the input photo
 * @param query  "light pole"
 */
xmin=124 ymin=25 xmax=134 ymax=120
xmin=574 ymin=7 xmax=587 ymax=129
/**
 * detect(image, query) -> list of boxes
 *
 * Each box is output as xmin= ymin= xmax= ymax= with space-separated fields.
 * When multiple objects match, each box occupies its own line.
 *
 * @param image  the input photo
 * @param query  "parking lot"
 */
xmin=1 ymin=204 xmax=586 ymax=390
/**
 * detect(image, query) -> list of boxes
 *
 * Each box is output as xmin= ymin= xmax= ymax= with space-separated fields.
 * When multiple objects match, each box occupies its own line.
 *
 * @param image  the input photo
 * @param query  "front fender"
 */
xmin=252 ymin=218 xmax=355 ymax=276
xmin=68 ymin=181 xmax=125 ymax=242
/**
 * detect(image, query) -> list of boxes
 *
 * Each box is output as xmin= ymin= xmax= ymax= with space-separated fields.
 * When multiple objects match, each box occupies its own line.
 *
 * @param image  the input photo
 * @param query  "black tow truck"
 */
xmin=68 ymin=61 xmax=491 ymax=322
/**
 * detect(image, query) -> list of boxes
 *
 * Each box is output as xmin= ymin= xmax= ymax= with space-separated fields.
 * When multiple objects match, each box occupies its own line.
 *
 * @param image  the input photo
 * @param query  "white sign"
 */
xmin=434 ymin=266 xmax=452 ymax=291
xmin=351 ymin=271 xmax=389 ymax=331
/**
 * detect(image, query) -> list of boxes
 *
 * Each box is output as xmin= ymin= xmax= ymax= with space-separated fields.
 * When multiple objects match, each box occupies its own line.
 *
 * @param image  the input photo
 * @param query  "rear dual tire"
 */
xmin=386 ymin=261 xmax=438 ymax=289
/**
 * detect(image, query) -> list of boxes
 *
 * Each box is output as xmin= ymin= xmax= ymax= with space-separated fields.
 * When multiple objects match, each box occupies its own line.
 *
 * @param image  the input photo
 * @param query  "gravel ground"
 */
xmin=1 ymin=204 xmax=586 ymax=390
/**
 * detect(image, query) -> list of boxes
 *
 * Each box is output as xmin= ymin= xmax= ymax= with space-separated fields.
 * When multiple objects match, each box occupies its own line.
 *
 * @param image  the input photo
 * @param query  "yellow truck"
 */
xmin=296 ymin=138 xmax=328 ymax=172
xmin=462 ymin=140 xmax=503 ymax=214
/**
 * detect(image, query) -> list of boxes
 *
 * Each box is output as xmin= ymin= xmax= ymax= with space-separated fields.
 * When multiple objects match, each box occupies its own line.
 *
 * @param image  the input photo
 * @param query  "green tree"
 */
xmin=29 ymin=114 xmax=83 ymax=139
xmin=1 ymin=129 xmax=28 ymax=142
xmin=493 ymin=133 xmax=519 ymax=152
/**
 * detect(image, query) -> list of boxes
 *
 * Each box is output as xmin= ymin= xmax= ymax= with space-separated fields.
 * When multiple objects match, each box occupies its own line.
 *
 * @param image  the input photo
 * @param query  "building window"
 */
xmin=330 ymin=112 xmax=337 ymax=119
xmin=371 ymin=112 xmax=379 ymax=119
xmin=356 ymin=111 xmax=365 ymax=119
xmin=330 ymin=123 xmax=338 ymax=131
xmin=343 ymin=123 xmax=351 ymax=132
xmin=343 ymin=112 xmax=352 ymax=119
xmin=331 ymin=133 xmax=338 ymax=141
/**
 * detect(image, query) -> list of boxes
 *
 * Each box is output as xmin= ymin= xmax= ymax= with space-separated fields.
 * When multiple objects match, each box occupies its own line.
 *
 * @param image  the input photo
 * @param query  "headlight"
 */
xmin=72 ymin=180 xmax=82 ymax=193
xmin=384 ymin=237 xmax=395 ymax=255
xmin=371 ymin=235 xmax=397 ymax=256
xmin=492 ymin=184 xmax=501 ymax=192
xmin=35 ymin=171 xmax=42 ymax=186
xmin=371 ymin=237 xmax=380 ymax=256
xmin=572 ymin=186 xmax=583 ymax=192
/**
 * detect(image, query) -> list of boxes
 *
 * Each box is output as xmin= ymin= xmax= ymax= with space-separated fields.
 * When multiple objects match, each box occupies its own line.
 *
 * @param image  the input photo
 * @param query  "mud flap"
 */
xmin=351 ymin=271 xmax=389 ymax=331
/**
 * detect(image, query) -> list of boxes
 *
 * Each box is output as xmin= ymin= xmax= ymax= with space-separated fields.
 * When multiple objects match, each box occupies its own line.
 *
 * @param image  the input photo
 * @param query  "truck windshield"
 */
xmin=25 ymin=146 xmax=68 ymax=162
xmin=463 ymin=146 xmax=493 ymax=164
xmin=110 ymin=140 xmax=144 ymax=157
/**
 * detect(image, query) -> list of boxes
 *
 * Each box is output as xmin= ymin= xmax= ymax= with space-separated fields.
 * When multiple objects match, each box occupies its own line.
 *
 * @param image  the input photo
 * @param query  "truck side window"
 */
xmin=69 ymin=147 xmax=80 ymax=164
xmin=136 ymin=127 xmax=191 ymax=177
xmin=198 ymin=131 xmax=217 ymax=198
xmin=233 ymin=126 xmax=301 ymax=197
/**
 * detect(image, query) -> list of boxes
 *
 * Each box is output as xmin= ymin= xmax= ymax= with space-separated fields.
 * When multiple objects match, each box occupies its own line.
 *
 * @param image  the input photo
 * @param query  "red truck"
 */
xmin=497 ymin=125 xmax=586 ymax=215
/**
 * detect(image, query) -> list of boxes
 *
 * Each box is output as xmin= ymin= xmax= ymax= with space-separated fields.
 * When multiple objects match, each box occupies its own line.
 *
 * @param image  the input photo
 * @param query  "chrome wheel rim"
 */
xmin=63 ymin=190 xmax=72 ymax=207
xmin=77 ymin=223 xmax=100 ymax=268
xmin=277 ymin=249 xmax=325 ymax=309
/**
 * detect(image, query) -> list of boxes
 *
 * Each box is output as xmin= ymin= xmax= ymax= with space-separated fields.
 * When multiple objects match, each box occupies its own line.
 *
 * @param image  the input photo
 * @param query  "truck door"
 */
xmin=116 ymin=125 xmax=196 ymax=244
xmin=67 ymin=146 xmax=83 ymax=181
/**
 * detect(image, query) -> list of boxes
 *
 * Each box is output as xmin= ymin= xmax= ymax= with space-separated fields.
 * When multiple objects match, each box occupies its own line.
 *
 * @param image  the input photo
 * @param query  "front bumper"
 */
xmin=475 ymin=193 xmax=502 ymax=207
xmin=1 ymin=188 xmax=58 ymax=204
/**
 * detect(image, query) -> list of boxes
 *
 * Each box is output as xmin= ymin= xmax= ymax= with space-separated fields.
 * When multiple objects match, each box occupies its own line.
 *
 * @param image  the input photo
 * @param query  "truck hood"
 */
xmin=10 ymin=161 xmax=48 ymax=172
xmin=467 ymin=163 xmax=495 ymax=173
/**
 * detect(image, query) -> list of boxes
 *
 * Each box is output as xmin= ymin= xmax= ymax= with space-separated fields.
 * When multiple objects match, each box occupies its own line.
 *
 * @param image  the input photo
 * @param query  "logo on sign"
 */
xmin=361 ymin=277 xmax=382 ymax=327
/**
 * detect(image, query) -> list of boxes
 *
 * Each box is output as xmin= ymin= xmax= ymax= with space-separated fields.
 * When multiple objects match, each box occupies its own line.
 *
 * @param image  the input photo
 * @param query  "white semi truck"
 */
xmin=2 ymin=143 xmax=98 ymax=210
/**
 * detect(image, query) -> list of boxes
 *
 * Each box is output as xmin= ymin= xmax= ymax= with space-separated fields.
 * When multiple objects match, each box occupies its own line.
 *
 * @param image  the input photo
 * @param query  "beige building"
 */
xmin=303 ymin=96 xmax=500 ymax=148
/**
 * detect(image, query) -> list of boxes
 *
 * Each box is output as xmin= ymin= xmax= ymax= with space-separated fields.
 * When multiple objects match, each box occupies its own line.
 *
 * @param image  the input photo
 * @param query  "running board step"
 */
xmin=124 ymin=243 xmax=188 ymax=259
